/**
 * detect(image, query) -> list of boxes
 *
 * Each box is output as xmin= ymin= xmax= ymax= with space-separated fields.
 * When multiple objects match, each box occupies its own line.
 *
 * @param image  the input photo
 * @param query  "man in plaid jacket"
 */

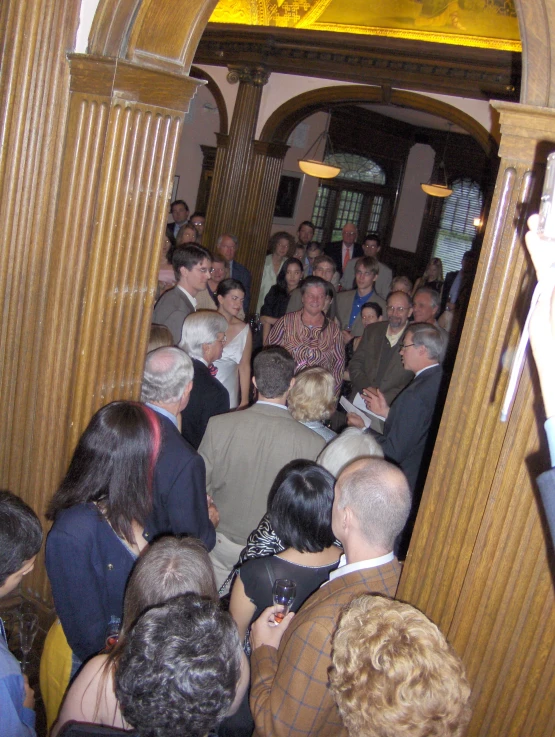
xmin=249 ymin=457 xmax=411 ymax=737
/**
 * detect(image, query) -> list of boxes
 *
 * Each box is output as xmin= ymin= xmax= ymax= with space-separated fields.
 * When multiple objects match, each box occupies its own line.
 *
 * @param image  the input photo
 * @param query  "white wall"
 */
xmin=390 ymin=143 xmax=435 ymax=253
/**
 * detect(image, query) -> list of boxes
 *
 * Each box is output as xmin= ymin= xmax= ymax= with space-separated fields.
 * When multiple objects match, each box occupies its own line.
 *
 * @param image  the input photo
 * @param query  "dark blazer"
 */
xmin=45 ymin=503 xmax=137 ymax=662
xmin=324 ymin=241 xmax=363 ymax=275
xmin=146 ymin=411 xmax=215 ymax=550
xmin=229 ymin=260 xmax=252 ymax=312
xmin=349 ymin=321 xmax=414 ymax=405
xmin=152 ymin=286 xmax=195 ymax=343
xmin=376 ymin=364 xmax=444 ymax=492
xmin=440 ymin=269 xmax=459 ymax=312
xmin=181 ymin=358 xmax=230 ymax=449
xmin=166 ymin=221 xmax=179 ymax=246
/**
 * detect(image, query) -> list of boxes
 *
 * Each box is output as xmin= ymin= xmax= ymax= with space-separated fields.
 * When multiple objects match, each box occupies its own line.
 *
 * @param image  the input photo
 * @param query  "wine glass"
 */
xmin=272 ymin=579 xmax=296 ymax=623
xmin=19 ymin=612 xmax=38 ymax=674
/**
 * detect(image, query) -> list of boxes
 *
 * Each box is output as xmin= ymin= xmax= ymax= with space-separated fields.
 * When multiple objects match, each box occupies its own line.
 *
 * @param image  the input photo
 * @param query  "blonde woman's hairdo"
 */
xmin=288 ymin=367 xmax=336 ymax=422
xmin=329 ymin=594 xmax=472 ymax=737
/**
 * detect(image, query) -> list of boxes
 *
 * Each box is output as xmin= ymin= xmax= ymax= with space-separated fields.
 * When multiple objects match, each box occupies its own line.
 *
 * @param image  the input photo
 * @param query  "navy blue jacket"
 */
xmin=230 ymin=260 xmax=252 ymax=313
xmin=181 ymin=359 xmax=230 ymax=450
xmin=145 ymin=412 xmax=215 ymax=550
xmin=376 ymin=364 xmax=445 ymax=492
xmin=45 ymin=503 xmax=136 ymax=662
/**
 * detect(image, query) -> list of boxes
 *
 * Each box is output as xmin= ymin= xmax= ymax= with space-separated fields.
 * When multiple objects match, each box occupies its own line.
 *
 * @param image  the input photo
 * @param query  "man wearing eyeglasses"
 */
xmin=348 ymin=323 xmax=447 ymax=555
xmin=325 ymin=222 xmax=363 ymax=277
xmin=349 ymin=290 xmax=415 ymax=406
xmin=152 ymin=244 xmax=213 ymax=343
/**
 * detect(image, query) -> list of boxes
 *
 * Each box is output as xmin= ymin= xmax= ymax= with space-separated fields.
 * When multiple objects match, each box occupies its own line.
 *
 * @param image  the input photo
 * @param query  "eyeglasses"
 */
xmin=215 ymin=335 xmax=227 ymax=344
xmin=387 ymin=305 xmax=409 ymax=313
xmin=399 ymin=343 xmax=415 ymax=351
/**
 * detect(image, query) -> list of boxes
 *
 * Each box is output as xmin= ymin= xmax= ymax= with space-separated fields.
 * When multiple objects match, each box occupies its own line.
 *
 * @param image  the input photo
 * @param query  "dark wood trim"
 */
xmin=195 ymin=25 xmax=520 ymax=103
xmin=258 ymin=85 xmax=497 ymax=156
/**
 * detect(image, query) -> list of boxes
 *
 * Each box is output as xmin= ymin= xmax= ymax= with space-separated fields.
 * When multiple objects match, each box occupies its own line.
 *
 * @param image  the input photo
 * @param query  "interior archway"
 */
xmin=260 ymin=84 xmax=496 ymax=156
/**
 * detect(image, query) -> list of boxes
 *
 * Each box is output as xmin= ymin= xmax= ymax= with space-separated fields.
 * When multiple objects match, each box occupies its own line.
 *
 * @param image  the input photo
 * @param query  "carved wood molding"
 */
xmin=194 ymin=25 xmax=521 ymax=102
xmin=191 ymin=65 xmax=229 ymax=134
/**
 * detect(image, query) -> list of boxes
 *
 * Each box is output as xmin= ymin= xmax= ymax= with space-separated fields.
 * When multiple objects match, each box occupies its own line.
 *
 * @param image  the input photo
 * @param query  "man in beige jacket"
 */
xmin=199 ymin=346 xmax=325 ymax=588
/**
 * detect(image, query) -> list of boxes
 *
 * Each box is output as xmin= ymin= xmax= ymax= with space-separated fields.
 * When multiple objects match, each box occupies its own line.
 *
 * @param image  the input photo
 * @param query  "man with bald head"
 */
xmin=325 ymin=222 xmax=362 ymax=277
xmin=250 ymin=457 xmax=411 ymax=737
xmin=141 ymin=346 xmax=217 ymax=550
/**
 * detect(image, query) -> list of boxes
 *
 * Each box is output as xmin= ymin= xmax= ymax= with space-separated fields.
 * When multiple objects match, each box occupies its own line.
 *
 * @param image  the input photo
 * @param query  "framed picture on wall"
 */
xmin=274 ymin=170 xmax=303 ymax=224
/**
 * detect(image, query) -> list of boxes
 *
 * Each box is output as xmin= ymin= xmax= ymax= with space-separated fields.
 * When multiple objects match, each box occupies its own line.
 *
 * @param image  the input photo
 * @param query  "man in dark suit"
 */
xmin=179 ymin=311 xmax=230 ymax=449
xmin=355 ymin=323 xmax=447 ymax=556
xmin=152 ymin=244 xmax=212 ymax=343
xmin=165 ymin=199 xmax=189 ymax=246
xmin=249 ymin=457 xmax=411 ymax=737
xmin=349 ymin=290 xmax=414 ymax=405
xmin=324 ymin=222 xmax=362 ymax=276
xmin=361 ymin=323 xmax=447 ymax=491
xmin=141 ymin=346 xmax=217 ymax=550
xmin=216 ymin=233 xmax=252 ymax=312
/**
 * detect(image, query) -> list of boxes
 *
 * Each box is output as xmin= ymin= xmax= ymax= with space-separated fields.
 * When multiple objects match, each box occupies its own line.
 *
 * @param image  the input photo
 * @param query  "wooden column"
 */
xmin=240 ymin=140 xmax=289 ymax=310
xmin=398 ymin=103 xmax=555 ymax=737
xmin=0 ymin=0 xmax=80 ymax=603
xmin=0 ymin=39 xmax=202 ymax=602
xmin=202 ymin=65 xmax=271 ymax=261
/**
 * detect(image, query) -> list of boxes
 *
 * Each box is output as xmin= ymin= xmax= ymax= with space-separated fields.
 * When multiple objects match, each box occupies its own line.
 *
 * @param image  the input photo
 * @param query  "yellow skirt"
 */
xmin=39 ymin=619 xmax=73 ymax=731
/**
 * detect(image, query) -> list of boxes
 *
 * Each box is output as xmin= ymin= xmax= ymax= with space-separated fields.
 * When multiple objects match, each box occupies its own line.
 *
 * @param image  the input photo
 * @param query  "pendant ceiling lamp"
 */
xmin=421 ymin=124 xmax=453 ymax=198
xmin=298 ymin=111 xmax=340 ymax=179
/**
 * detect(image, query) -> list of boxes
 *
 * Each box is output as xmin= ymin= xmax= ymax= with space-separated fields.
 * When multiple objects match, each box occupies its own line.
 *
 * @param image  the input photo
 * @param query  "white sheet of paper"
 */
xmin=352 ymin=392 xmax=385 ymax=421
xmin=340 ymin=396 xmax=371 ymax=427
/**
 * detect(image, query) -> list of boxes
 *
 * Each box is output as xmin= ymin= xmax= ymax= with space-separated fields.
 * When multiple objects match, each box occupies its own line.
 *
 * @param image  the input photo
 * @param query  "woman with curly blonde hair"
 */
xmin=330 ymin=594 xmax=472 ymax=737
xmin=288 ymin=366 xmax=337 ymax=443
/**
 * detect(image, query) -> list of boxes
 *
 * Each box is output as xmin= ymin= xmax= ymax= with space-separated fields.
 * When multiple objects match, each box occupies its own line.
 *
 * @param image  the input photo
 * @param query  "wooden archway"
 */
xmin=2 ymin=0 xmax=555 ymax=734
xmin=260 ymin=84 xmax=496 ymax=157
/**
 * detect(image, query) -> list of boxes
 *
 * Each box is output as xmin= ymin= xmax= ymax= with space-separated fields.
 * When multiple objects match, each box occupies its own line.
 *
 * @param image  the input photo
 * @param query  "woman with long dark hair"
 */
xmin=259 ymin=257 xmax=303 ymax=343
xmin=45 ymin=401 xmax=161 ymax=668
xmin=214 ymin=278 xmax=253 ymax=409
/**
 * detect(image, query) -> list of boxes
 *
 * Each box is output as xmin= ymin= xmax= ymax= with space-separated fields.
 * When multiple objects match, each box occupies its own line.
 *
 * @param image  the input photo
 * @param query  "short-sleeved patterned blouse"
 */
xmin=266 ymin=310 xmax=345 ymax=395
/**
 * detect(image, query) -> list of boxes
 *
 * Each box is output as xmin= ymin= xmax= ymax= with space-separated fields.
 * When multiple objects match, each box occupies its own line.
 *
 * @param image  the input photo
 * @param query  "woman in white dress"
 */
xmin=214 ymin=278 xmax=253 ymax=409
xmin=255 ymin=231 xmax=296 ymax=313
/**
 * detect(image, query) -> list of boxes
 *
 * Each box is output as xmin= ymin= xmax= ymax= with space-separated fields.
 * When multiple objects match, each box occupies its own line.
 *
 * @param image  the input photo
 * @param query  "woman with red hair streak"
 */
xmin=45 ymin=402 xmax=161 ymax=672
xmin=329 ymin=594 xmax=472 ymax=737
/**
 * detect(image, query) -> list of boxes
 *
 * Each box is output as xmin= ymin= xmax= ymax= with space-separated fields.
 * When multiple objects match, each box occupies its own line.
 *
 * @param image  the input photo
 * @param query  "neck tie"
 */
xmin=208 ymin=363 xmax=218 ymax=377
xmin=343 ymin=246 xmax=351 ymax=271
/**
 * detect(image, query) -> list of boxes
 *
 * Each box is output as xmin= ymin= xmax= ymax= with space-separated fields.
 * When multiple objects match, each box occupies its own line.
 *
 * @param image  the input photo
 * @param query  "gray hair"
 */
xmin=141 ymin=347 xmax=193 ymax=404
xmin=414 ymin=287 xmax=441 ymax=310
xmin=337 ymin=458 xmax=411 ymax=549
xmin=217 ymin=234 xmax=239 ymax=248
xmin=317 ymin=427 xmax=383 ymax=479
xmin=179 ymin=311 xmax=228 ymax=360
xmin=407 ymin=322 xmax=447 ymax=363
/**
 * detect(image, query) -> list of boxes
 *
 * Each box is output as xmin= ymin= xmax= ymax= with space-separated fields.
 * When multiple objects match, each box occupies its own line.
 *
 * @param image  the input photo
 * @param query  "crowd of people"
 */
xmin=10 ymin=201 xmax=538 ymax=737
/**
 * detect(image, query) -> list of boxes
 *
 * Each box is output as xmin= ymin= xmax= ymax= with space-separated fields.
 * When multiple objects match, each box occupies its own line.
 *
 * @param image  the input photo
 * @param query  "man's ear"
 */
xmin=288 ymin=376 xmax=296 ymax=390
xmin=252 ymin=376 xmax=258 ymax=390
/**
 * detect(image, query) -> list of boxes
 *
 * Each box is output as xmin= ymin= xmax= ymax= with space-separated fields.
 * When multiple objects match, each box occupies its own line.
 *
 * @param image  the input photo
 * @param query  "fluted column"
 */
xmin=398 ymin=102 xmax=555 ymax=737
xmin=203 ymin=65 xmax=270 ymax=259
xmin=239 ymin=140 xmax=289 ymax=309
xmin=1 ymin=47 xmax=201 ymax=604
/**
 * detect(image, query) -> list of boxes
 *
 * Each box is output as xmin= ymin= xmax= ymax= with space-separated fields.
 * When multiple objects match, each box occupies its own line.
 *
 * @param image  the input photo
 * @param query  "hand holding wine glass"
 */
xmin=273 ymin=579 xmax=296 ymax=624
xmin=19 ymin=612 xmax=38 ymax=674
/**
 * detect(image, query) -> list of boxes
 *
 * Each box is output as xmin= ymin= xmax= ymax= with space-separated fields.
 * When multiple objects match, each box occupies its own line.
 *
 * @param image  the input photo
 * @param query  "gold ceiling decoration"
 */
xmin=209 ymin=0 xmax=521 ymax=52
